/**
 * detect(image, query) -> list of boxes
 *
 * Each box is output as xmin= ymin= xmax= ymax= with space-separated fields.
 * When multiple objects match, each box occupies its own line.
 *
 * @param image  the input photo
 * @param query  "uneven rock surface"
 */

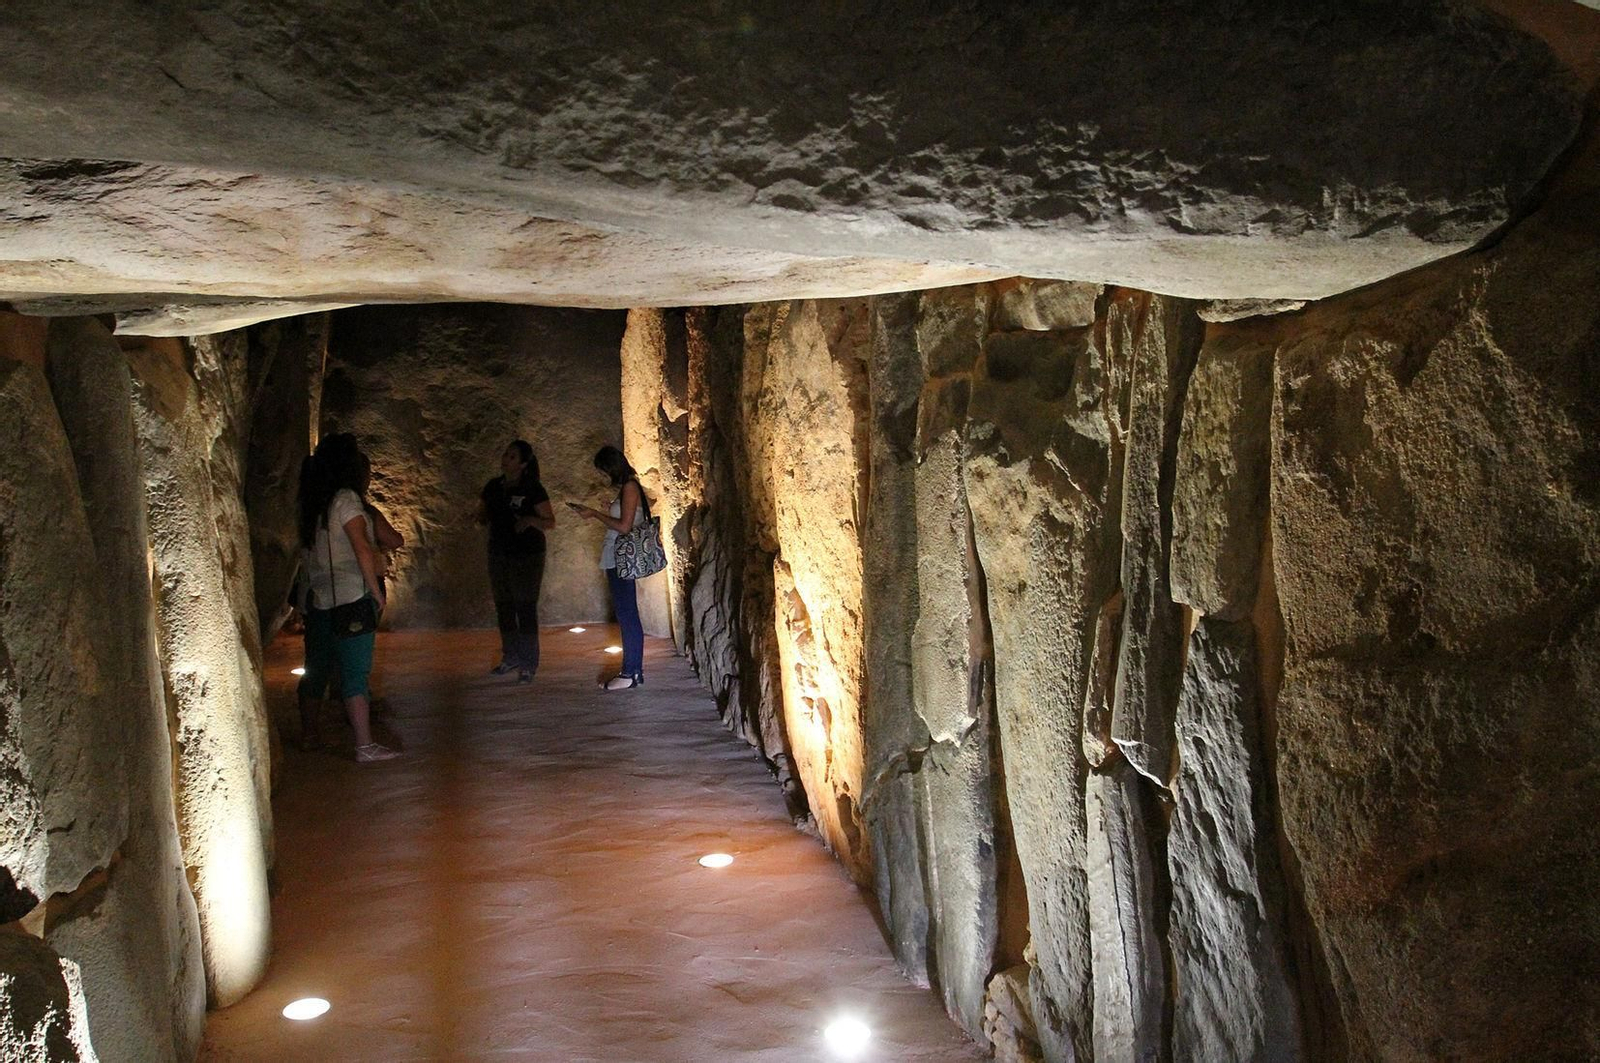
xmin=746 ymin=300 xmax=873 ymax=877
xmin=0 ymin=2 xmax=1584 ymax=311
xmin=321 ymin=304 xmax=627 ymax=628
xmin=623 ymin=108 xmax=1600 ymax=1055
xmin=42 ymin=318 xmax=207 ymax=1063
xmin=1085 ymin=761 xmax=1167 ymax=1063
xmin=125 ymin=334 xmax=273 ymax=1007
xmin=1110 ymin=292 xmax=1202 ymax=785
xmin=1169 ymin=619 xmax=1301 ymax=1063
xmin=1170 ymin=331 xmax=1275 ymax=620
xmin=0 ymin=360 xmax=127 ymax=903
xmin=1267 ymin=158 xmax=1600 ymax=1059
xmin=0 ymin=934 xmax=97 ymax=1063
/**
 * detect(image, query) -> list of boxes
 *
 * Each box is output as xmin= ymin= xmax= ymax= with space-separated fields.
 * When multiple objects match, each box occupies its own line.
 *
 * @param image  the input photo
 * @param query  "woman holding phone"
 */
xmin=570 ymin=446 xmax=647 ymax=690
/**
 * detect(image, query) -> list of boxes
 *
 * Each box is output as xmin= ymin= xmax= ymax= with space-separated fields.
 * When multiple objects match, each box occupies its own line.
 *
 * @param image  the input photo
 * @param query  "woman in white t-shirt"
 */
xmin=296 ymin=433 xmax=400 ymax=762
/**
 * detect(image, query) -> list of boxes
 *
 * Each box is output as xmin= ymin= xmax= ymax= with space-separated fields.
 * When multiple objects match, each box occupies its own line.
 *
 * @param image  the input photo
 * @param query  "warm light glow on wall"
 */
xmin=198 ymin=817 xmax=271 ymax=1005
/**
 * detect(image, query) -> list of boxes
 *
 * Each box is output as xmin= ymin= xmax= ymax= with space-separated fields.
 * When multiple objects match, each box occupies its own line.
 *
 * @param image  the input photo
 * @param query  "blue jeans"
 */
xmin=606 ymin=567 xmax=643 ymax=677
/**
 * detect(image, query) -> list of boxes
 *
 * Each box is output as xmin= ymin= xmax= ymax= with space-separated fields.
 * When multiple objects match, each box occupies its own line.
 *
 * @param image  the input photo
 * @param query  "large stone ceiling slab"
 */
xmin=0 ymin=1 xmax=1582 ymax=319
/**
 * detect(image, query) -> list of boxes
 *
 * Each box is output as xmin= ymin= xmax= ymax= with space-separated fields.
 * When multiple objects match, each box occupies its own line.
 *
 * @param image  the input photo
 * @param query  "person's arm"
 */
xmin=580 ymin=481 xmax=640 ymax=532
xmin=343 ymin=515 xmax=387 ymax=610
xmin=370 ymin=505 xmax=404 ymax=551
xmin=517 ymin=499 xmax=556 ymax=533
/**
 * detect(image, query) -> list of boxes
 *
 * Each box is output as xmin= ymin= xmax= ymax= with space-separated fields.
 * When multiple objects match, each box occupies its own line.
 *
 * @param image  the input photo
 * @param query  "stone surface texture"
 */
xmin=1170 ymin=331 xmax=1275 ymax=620
xmin=1110 ymin=291 xmax=1202 ymax=785
xmin=1169 ymin=619 xmax=1301 ymax=1063
xmin=0 ymin=934 xmax=97 ymax=1063
xmin=1264 ymin=135 xmax=1600 ymax=1059
xmin=42 ymin=318 xmax=207 ymax=1063
xmin=320 ymin=304 xmax=627 ymax=628
xmin=0 ymin=3 xmax=1584 ymax=310
xmin=621 ymin=93 xmax=1600 ymax=1054
xmin=0 ymin=360 xmax=127 ymax=906
xmin=125 ymin=334 xmax=274 ymax=1007
xmin=1085 ymin=762 xmax=1167 ymax=1063
xmin=745 ymin=300 xmax=873 ymax=879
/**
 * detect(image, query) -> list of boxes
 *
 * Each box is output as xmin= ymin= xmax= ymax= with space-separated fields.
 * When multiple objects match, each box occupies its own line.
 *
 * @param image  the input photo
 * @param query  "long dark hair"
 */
xmin=508 ymin=439 xmax=541 ymax=485
xmin=593 ymin=445 xmax=636 ymax=486
xmin=297 ymin=432 xmax=368 ymax=547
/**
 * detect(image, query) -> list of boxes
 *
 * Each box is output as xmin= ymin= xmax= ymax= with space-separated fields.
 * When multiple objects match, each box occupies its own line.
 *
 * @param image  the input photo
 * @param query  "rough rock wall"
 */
xmin=42 ymin=319 xmax=207 ymax=1062
xmin=321 ymin=304 xmax=627 ymax=629
xmin=1259 ymin=134 xmax=1600 ymax=1060
xmin=125 ymin=333 xmax=274 ymax=1008
xmin=622 ymin=150 xmax=1600 ymax=1057
xmin=1 ymin=314 xmax=209 ymax=1062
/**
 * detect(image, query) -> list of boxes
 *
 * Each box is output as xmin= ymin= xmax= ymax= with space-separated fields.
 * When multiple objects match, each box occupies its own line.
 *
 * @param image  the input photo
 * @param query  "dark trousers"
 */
xmin=606 ymin=566 xmax=644 ymax=677
xmin=489 ymin=551 xmax=545 ymax=671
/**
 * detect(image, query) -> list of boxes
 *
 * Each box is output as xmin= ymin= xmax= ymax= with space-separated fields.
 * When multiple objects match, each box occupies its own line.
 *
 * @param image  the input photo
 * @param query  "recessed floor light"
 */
xmin=604 ymin=645 xmax=622 ymax=654
xmin=290 ymin=667 xmax=306 ymax=676
xmin=569 ymin=626 xmax=587 ymax=633
xmin=282 ymin=997 xmax=329 ymax=1021
xmin=698 ymin=853 xmax=734 ymax=869
xmin=824 ymin=1016 xmax=872 ymax=1058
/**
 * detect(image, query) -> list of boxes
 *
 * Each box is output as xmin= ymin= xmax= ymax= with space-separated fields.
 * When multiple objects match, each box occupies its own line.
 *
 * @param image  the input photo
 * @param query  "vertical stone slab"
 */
xmin=192 ymin=332 xmax=276 ymax=792
xmin=1110 ymin=292 xmax=1203 ymax=784
xmin=913 ymin=342 xmax=999 ymax=1037
xmin=1170 ymin=332 xmax=1275 ymax=620
xmin=1169 ymin=618 xmax=1301 ymax=1063
xmin=619 ymin=307 xmax=676 ymax=638
xmin=685 ymin=303 xmax=805 ymax=815
xmin=125 ymin=336 xmax=272 ymax=1008
xmin=861 ymin=291 xmax=933 ymax=981
xmin=964 ymin=312 xmax=1121 ymax=1063
xmin=1081 ymin=591 xmax=1123 ymax=768
xmin=43 ymin=317 xmax=206 ymax=1063
xmin=1270 ymin=195 xmax=1600 ymax=1060
xmin=749 ymin=299 xmax=873 ymax=878
xmin=0 ymin=360 xmax=126 ymax=903
xmin=1086 ymin=760 xmax=1168 ymax=1063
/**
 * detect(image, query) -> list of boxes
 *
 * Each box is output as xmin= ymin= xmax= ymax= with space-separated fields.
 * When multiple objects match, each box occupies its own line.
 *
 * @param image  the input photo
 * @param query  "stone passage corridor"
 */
xmin=198 ymin=629 xmax=983 ymax=1062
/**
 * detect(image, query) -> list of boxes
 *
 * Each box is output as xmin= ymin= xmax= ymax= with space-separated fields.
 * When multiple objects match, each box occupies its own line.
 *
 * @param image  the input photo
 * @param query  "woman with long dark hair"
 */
xmin=572 ymin=445 xmax=646 ymax=690
xmin=297 ymin=433 xmax=399 ymax=762
xmin=476 ymin=439 xmax=555 ymax=682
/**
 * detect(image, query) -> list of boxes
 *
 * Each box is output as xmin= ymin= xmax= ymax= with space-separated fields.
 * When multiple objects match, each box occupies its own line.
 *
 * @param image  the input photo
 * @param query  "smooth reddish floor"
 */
xmin=198 ymin=629 xmax=985 ymax=1063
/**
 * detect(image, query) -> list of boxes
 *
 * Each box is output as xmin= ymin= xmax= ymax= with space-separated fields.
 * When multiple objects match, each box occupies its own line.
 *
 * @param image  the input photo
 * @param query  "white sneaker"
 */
xmin=603 ymin=675 xmax=642 ymax=691
xmin=356 ymin=742 xmax=401 ymax=763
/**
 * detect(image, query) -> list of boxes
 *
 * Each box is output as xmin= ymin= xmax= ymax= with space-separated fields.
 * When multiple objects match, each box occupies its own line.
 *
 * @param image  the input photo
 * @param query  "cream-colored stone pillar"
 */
xmin=125 ymin=335 xmax=272 ymax=1008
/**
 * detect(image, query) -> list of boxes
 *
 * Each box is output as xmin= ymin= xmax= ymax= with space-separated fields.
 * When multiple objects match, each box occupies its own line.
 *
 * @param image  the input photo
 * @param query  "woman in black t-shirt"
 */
xmin=476 ymin=439 xmax=555 ymax=682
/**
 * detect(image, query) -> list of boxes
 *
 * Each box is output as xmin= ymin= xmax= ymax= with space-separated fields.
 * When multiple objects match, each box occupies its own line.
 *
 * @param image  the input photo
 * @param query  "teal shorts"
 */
xmin=298 ymin=603 xmax=375 ymax=700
